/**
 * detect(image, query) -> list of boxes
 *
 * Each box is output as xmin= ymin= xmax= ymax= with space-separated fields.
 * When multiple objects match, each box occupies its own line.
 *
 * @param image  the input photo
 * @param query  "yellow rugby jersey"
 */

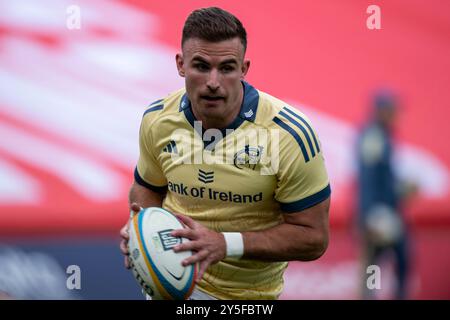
xmin=135 ymin=81 xmax=330 ymax=300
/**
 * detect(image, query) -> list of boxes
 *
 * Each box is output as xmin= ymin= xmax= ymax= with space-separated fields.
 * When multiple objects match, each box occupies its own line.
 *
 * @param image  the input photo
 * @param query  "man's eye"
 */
xmin=195 ymin=64 xmax=209 ymax=71
xmin=221 ymin=66 xmax=234 ymax=73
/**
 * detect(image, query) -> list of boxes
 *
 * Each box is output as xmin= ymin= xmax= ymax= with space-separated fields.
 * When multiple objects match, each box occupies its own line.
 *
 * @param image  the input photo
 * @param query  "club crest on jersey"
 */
xmin=234 ymin=145 xmax=263 ymax=170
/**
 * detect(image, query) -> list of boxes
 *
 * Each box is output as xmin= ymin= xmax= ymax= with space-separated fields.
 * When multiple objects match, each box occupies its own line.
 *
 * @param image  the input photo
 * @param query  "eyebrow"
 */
xmin=219 ymin=59 xmax=238 ymax=66
xmin=191 ymin=56 xmax=238 ymax=66
xmin=191 ymin=56 xmax=209 ymax=64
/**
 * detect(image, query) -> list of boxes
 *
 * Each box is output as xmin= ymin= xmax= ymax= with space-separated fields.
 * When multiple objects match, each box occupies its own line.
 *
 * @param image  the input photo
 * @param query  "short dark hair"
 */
xmin=182 ymin=7 xmax=247 ymax=52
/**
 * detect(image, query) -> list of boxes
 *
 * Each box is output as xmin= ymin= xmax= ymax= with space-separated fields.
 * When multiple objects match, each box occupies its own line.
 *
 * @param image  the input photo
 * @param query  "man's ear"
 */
xmin=176 ymin=53 xmax=185 ymax=77
xmin=241 ymin=59 xmax=250 ymax=79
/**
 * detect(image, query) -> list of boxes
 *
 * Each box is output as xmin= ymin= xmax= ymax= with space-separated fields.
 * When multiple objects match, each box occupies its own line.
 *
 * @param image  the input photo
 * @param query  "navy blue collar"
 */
xmin=179 ymin=81 xmax=259 ymax=149
xmin=179 ymin=81 xmax=259 ymax=121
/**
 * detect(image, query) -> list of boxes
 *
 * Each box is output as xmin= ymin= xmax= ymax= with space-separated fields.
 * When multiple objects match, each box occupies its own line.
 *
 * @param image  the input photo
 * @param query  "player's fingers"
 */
xmin=175 ymin=214 xmax=199 ymax=229
xmin=196 ymin=260 xmax=210 ymax=283
xmin=171 ymin=228 xmax=198 ymax=240
xmin=173 ymin=240 xmax=201 ymax=253
xmin=120 ymin=239 xmax=129 ymax=255
xmin=182 ymin=249 xmax=208 ymax=267
xmin=120 ymin=225 xmax=129 ymax=240
xmin=124 ymin=256 xmax=131 ymax=269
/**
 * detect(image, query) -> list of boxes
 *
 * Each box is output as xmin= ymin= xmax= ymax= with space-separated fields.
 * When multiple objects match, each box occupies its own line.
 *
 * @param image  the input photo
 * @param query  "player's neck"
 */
xmin=200 ymin=106 xmax=241 ymax=130
xmin=193 ymin=88 xmax=243 ymax=130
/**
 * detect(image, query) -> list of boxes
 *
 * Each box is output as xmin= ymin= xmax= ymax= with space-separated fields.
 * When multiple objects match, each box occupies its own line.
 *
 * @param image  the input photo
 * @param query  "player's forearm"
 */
xmin=242 ymin=223 xmax=328 ymax=262
xmin=128 ymin=181 xmax=165 ymax=209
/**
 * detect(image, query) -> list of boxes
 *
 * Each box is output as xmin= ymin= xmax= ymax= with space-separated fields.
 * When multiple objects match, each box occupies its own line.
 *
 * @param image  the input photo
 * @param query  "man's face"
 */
xmin=176 ymin=37 xmax=250 ymax=124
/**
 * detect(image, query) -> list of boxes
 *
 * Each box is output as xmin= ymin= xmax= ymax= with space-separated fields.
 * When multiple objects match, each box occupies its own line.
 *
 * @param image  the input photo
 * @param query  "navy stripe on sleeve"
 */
xmin=280 ymin=184 xmax=331 ymax=213
xmin=283 ymin=107 xmax=321 ymax=153
xmin=149 ymin=98 xmax=163 ymax=106
xmin=143 ymin=104 xmax=163 ymax=116
xmin=279 ymin=110 xmax=316 ymax=158
xmin=134 ymin=167 xmax=167 ymax=194
xmin=273 ymin=116 xmax=310 ymax=162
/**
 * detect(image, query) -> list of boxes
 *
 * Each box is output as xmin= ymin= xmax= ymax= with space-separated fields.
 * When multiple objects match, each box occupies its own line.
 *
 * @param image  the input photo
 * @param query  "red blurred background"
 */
xmin=0 ymin=0 xmax=449 ymax=299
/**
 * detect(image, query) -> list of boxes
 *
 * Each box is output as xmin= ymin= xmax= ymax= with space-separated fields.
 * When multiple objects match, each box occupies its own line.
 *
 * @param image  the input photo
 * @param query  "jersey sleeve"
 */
xmin=135 ymin=107 xmax=168 ymax=193
xmin=272 ymin=107 xmax=331 ymax=213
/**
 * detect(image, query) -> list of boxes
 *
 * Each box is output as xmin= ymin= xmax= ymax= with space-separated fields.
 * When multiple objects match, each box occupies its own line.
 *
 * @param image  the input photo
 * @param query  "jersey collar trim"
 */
xmin=178 ymin=81 xmax=259 ymax=123
xmin=239 ymin=81 xmax=259 ymax=122
xmin=179 ymin=81 xmax=259 ymax=149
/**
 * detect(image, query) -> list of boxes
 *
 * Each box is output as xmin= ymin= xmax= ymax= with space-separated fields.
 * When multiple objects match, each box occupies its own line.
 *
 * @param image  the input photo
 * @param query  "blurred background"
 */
xmin=0 ymin=0 xmax=449 ymax=299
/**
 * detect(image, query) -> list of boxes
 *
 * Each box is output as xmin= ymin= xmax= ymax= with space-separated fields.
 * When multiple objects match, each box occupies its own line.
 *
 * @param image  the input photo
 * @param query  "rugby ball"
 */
xmin=128 ymin=207 xmax=197 ymax=300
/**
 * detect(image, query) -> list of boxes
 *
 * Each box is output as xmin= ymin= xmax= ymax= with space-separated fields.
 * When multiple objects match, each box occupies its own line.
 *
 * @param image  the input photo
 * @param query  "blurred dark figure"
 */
xmin=356 ymin=89 xmax=416 ymax=300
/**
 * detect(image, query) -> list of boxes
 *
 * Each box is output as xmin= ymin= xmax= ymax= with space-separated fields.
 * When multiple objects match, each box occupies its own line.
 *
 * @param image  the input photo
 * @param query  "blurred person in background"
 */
xmin=356 ymin=89 xmax=417 ymax=300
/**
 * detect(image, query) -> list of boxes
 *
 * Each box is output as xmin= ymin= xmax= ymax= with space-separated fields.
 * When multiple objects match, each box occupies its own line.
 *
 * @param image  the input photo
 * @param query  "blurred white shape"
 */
xmin=0 ymin=246 xmax=77 ymax=299
xmin=0 ymin=67 xmax=140 ymax=166
xmin=72 ymin=42 xmax=176 ymax=78
xmin=0 ymin=122 xmax=122 ymax=201
xmin=68 ymin=39 xmax=183 ymax=90
xmin=0 ymin=0 xmax=157 ymax=40
xmin=282 ymin=259 xmax=400 ymax=299
xmin=0 ymin=0 xmax=66 ymax=29
xmin=0 ymin=35 xmax=182 ymax=167
xmin=0 ymin=159 xmax=41 ymax=203
xmin=366 ymin=205 xmax=404 ymax=246
xmin=282 ymin=261 xmax=359 ymax=299
xmin=396 ymin=145 xmax=449 ymax=197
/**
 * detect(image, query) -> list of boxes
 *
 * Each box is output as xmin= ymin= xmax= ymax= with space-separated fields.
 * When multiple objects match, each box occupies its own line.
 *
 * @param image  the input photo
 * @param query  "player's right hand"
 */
xmin=120 ymin=203 xmax=142 ymax=269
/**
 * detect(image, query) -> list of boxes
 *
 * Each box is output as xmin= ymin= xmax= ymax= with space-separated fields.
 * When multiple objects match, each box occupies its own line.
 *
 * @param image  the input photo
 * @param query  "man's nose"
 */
xmin=206 ymin=69 xmax=220 ymax=91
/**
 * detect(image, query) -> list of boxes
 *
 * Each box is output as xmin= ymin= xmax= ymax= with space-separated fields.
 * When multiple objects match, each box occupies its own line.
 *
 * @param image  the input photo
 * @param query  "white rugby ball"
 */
xmin=128 ymin=207 xmax=197 ymax=300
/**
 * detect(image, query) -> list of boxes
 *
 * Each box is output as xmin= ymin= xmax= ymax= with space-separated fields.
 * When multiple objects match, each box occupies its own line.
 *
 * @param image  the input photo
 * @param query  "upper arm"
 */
xmin=129 ymin=181 xmax=165 ymax=208
xmin=273 ymin=106 xmax=331 ymax=212
xmin=272 ymin=107 xmax=331 ymax=254
xmin=135 ymin=111 xmax=168 ymax=192
xmin=282 ymin=197 xmax=330 ymax=243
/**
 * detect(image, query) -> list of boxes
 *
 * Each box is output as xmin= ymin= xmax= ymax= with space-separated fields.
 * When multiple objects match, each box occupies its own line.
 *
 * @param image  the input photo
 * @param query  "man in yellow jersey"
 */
xmin=120 ymin=7 xmax=331 ymax=300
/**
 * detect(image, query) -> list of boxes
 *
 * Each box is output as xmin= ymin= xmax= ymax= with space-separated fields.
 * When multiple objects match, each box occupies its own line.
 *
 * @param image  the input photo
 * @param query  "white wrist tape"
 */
xmin=222 ymin=232 xmax=244 ymax=258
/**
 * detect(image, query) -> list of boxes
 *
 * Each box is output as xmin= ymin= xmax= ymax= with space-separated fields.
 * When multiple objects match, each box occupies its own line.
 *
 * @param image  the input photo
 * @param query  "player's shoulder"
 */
xmin=255 ymin=90 xmax=316 ymax=132
xmin=255 ymin=89 xmax=322 ymax=162
xmin=141 ymin=88 xmax=186 ymax=126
